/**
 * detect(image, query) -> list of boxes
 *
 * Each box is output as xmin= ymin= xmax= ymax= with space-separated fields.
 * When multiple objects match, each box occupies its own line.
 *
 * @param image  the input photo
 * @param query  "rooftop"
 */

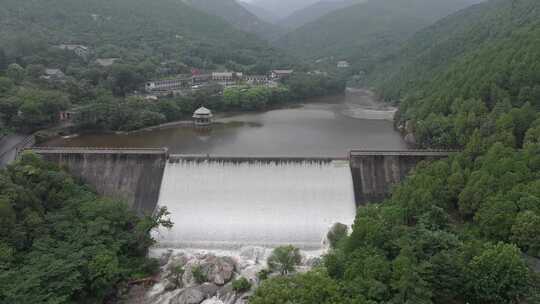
xmin=193 ymin=106 xmax=212 ymax=116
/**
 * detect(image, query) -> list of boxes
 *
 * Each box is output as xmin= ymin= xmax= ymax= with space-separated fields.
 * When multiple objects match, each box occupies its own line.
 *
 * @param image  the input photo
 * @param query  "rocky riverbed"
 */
xmin=125 ymin=247 xmax=321 ymax=304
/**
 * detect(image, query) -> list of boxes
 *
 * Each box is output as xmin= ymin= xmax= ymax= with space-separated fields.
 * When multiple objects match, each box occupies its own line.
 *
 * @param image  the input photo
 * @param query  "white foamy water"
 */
xmin=154 ymin=159 xmax=356 ymax=250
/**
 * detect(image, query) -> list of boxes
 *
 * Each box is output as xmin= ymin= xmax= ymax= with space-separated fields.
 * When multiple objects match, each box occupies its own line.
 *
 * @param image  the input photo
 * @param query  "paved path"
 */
xmin=0 ymin=134 xmax=26 ymax=168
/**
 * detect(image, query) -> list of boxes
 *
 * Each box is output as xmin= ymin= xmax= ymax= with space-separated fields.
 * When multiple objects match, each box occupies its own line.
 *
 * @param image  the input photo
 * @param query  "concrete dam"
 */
xmin=28 ymin=148 xmax=452 ymax=248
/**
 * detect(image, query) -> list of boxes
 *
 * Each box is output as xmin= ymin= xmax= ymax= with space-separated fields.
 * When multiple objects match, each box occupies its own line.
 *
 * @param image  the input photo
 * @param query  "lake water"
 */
xmin=42 ymin=89 xmax=407 ymax=157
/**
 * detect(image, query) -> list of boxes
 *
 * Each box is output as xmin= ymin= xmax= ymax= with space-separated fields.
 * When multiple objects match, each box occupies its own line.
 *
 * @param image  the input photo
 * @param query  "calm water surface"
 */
xmin=42 ymin=89 xmax=407 ymax=157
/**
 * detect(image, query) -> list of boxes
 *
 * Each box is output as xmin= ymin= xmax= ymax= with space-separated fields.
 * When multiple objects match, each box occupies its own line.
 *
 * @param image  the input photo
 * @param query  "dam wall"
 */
xmin=24 ymin=149 xmax=453 ymax=216
xmin=350 ymin=150 xmax=453 ymax=204
xmin=28 ymin=148 xmax=168 ymax=215
xmin=156 ymin=157 xmax=356 ymax=249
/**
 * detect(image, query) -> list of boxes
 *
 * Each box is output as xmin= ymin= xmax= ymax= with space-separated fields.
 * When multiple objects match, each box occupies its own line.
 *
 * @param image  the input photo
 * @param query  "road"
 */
xmin=0 ymin=134 xmax=27 ymax=168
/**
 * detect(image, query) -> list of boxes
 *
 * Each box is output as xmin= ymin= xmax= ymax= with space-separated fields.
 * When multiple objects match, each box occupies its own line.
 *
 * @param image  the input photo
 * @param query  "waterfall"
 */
xmin=154 ymin=159 xmax=357 ymax=250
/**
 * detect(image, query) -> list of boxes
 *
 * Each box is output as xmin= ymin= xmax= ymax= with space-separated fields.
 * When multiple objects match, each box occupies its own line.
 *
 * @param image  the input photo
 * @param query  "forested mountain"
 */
xmin=281 ymin=0 xmax=363 ymax=29
xmin=0 ymin=0 xmax=287 ymax=69
xmin=251 ymin=1 xmax=540 ymax=303
xmin=183 ymin=0 xmax=284 ymax=40
xmin=276 ymin=0 xmax=478 ymax=62
xmin=249 ymin=0 xmax=330 ymax=18
xmin=370 ymin=0 xmax=540 ymax=148
xmin=238 ymin=1 xmax=281 ymax=23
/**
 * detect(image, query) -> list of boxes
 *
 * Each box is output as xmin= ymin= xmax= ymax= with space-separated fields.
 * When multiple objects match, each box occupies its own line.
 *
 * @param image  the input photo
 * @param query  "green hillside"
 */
xmin=184 ymin=0 xmax=285 ymax=40
xmin=276 ymin=0 xmax=477 ymax=62
xmin=251 ymin=1 xmax=540 ymax=304
xmin=281 ymin=0 xmax=361 ymax=30
xmin=0 ymin=0 xmax=287 ymax=69
xmin=370 ymin=0 xmax=540 ymax=148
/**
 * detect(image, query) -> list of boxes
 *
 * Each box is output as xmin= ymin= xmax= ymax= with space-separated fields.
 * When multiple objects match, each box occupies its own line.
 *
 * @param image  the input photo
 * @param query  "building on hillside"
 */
xmin=212 ymin=72 xmax=243 ymax=86
xmin=145 ymin=76 xmax=192 ymax=93
xmin=192 ymin=74 xmax=212 ymax=85
xmin=95 ymin=58 xmax=119 ymax=67
xmin=193 ymin=106 xmax=213 ymax=126
xmin=56 ymin=44 xmax=90 ymax=58
xmin=271 ymin=69 xmax=294 ymax=80
xmin=212 ymin=72 xmax=243 ymax=81
xmin=41 ymin=69 xmax=66 ymax=82
xmin=337 ymin=61 xmax=350 ymax=68
xmin=244 ymin=75 xmax=269 ymax=85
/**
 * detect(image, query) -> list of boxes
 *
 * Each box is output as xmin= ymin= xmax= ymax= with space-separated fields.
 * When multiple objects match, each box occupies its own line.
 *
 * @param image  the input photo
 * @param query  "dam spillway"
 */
xmin=154 ymin=158 xmax=357 ymax=250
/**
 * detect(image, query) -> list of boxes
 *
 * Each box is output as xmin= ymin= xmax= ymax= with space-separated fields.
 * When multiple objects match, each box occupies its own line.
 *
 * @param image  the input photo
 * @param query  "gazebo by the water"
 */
xmin=192 ymin=106 xmax=213 ymax=126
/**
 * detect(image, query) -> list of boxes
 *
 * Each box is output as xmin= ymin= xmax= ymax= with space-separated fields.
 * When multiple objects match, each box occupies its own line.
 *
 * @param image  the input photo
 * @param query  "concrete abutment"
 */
xmin=26 ymin=148 xmax=454 ymax=213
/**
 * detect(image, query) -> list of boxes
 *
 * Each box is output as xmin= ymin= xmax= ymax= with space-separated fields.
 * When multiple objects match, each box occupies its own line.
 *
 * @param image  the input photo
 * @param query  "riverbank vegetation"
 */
xmin=72 ymin=72 xmax=346 ymax=132
xmin=0 ymin=0 xmax=294 ymax=136
xmin=0 ymin=153 xmax=172 ymax=303
xmin=252 ymin=0 xmax=540 ymax=303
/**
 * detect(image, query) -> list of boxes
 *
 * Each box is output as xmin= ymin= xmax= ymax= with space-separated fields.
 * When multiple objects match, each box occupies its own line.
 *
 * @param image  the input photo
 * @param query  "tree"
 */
xmin=0 ymin=48 xmax=6 ymax=72
xmin=250 ymin=271 xmax=348 ymax=304
xmin=191 ymin=265 xmax=207 ymax=284
xmin=232 ymin=277 xmax=251 ymax=293
xmin=267 ymin=245 xmax=302 ymax=275
xmin=390 ymin=249 xmax=433 ymax=304
xmin=327 ymin=223 xmax=348 ymax=249
xmin=170 ymin=265 xmax=185 ymax=288
xmin=0 ymin=154 xmax=171 ymax=303
xmin=6 ymin=64 xmax=24 ymax=84
xmin=511 ymin=211 xmax=540 ymax=257
xmin=109 ymin=64 xmax=144 ymax=97
xmin=466 ymin=243 xmax=530 ymax=303
xmin=0 ymin=77 xmax=14 ymax=95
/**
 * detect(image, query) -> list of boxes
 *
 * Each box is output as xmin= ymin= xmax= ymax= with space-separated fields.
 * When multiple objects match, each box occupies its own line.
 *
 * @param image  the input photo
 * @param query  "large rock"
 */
xmin=170 ymin=287 xmax=204 ymax=304
xmin=201 ymin=298 xmax=224 ymax=304
xmin=196 ymin=283 xmax=219 ymax=298
xmin=160 ymin=250 xmax=173 ymax=266
xmin=217 ymin=282 xmax=235 ymax=303
xmin=201 ymin=256 xmax=236 ymax=285
xmin=168 ymin=253 xmax=190 ymax=270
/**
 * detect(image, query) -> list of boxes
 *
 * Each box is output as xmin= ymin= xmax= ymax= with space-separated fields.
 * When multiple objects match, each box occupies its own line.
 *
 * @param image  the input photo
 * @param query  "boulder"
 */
xmin=170 ymin=287 xmax=204 ymax=304
xmin=201 ymin=298 xmax=224 ymax=304
xmin=196 ymin=283 xmax=219 ymax=298
xmin=160 ymin=250 xmax=173 ymax=266
xmin=164 ymin=279 xmax=178 ymax=292
xmin=201 ymin=256 xmax=235 ymax=285
xmin=404 ymin=133 xmax=416 ymax=146
xmin=217 ymin=282 xmax=235 ymax=303
xmin=168 ymin=253 xmax=190 ymax=270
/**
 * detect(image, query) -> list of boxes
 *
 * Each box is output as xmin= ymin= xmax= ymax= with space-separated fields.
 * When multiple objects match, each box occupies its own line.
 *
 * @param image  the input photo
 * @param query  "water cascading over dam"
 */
xmin=154 ymin=157 xmax=357 ymax=250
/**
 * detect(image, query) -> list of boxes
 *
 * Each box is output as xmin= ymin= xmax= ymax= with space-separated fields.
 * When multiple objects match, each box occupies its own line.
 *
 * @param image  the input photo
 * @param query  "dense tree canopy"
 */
xmin=0 ymin=153 xmax=172 ymax=303
xmin=253 ymin=1 xmax=540 ymax=303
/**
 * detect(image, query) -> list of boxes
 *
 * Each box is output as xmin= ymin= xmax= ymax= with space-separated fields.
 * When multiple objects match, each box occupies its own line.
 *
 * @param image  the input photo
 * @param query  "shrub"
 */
xmin=232 ymin=277 xmax=251 ymax=293
xmin=191 ymin=265 xmax=207 ymax=284
xmin=267 ymin=245 xmax=302 ymax=275
xmin=327 ymin=223 xmax=348 ymax=249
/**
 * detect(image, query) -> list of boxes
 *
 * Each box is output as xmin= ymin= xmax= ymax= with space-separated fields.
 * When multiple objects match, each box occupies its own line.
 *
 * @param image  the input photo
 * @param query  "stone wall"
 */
xmin=350 ymin=150 xmax=453 ymax=205
xmin=29 ymin=148 xmax=168 ymax=215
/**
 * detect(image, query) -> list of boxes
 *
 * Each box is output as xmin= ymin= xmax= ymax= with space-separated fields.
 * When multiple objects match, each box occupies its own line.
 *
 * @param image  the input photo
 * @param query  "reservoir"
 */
xmin=42 ymin=89 xmax=407 ymax=157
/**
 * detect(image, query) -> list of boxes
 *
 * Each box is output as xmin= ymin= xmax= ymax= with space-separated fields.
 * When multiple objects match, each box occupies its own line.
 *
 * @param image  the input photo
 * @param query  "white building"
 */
xmin=337 ymin=61 xmax=350 ymax=68
xmin=95 ymin=58 xmax=119 ymax=67
xmin=244 ymin=75 xmax=269 ymax=85
xmin=212 ymin=72 xmax=243 ymax=82
xmin=145 ymin=76 xmax=192 ymax=93
xmin=212 ymin=72 xmax=243 ymax=86
xmin=57 ymin=44 xmax=90 ymax=58
xmin=271 ymin=69 xmax=294 ymax=79
xmin=193 ymin=107 xmax=213 ymax=126
xmin=41 ymin=69 xmax=66 ymax=82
